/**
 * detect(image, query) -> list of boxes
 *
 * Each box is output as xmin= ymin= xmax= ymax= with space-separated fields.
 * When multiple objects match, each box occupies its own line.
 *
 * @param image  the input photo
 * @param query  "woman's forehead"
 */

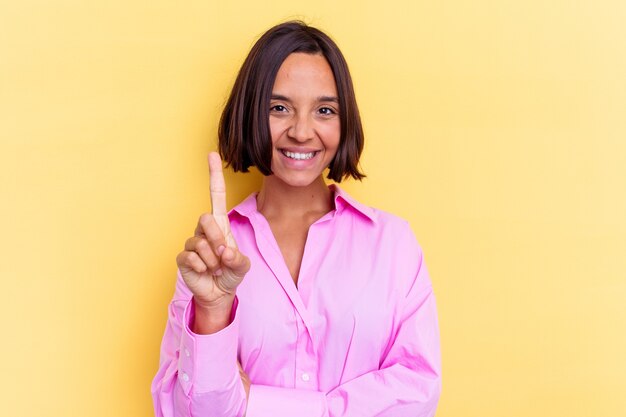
xmin=272 ymin=53 xmax=337 ymax=96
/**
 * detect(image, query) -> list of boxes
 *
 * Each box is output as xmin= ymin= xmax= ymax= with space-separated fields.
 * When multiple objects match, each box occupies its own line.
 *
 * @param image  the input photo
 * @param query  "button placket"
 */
xmin=294 ymin=312 xmax=319 ymax=389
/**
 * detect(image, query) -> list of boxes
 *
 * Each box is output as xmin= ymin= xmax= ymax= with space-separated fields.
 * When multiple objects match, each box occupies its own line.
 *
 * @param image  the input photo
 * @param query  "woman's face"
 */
xmin=268 ymin=52 xmax=341 ymax=187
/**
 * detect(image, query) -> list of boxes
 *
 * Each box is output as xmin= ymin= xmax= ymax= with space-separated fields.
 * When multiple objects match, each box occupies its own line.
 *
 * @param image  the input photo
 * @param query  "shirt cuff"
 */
xmin=246 ymin=384 xmax=328 ymax=417
xmin=177 ymin=297 xmax=240 ymax=395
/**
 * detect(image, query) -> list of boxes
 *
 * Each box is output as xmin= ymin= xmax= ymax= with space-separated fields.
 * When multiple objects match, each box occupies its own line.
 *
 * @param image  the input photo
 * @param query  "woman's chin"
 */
xmin=269 ymin=170 xmax=326 ymax=189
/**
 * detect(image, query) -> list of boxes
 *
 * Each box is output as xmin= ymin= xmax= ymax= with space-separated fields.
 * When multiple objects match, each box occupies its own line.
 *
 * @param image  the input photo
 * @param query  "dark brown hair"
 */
xmin=218 ymin=21 xmax=365 ymax=182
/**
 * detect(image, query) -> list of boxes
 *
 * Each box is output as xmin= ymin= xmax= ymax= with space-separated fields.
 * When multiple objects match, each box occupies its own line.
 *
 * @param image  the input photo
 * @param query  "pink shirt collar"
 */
xmin=230 ymin=184 xmax=377 ymax=223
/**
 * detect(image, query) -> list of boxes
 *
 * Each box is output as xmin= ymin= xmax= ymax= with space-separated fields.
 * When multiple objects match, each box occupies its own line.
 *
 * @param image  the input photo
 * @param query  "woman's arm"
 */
xmin=151 ymin=271 xmax=248 ymax=417
xmin=152 ymin=153 xmax=251 ymax=416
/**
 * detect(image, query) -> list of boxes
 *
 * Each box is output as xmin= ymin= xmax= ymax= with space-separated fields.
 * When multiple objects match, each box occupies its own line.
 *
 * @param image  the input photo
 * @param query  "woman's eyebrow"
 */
xmin=318 ymin=95 xmax=339 ymax=103
xmin=271 ymin=94 xmax=290 ymax=101
xmin=270 ymin=94 xmax=339 ymax=103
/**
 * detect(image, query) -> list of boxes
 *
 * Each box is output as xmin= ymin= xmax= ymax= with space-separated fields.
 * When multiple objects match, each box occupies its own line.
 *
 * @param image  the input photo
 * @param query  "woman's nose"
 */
xmin=287 ymin=114 xmax=314 ymax=142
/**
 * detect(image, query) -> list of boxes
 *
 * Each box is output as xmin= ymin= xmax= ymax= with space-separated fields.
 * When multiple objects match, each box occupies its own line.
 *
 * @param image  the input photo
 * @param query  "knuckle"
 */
xmin=196 ymin=239 xmax=209 ymax=252
xmin=176 ymin=251 xmax=191 ymax=265
xmin=184 ymin=236 xmax=197 ymax=249
xmin=199 ymin=213 xmax=213 ymax=225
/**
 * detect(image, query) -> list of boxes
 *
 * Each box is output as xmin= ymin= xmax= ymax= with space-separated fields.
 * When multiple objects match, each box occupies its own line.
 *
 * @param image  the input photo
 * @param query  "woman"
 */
xmin=152 ymin=21 xmax=441 ymax=417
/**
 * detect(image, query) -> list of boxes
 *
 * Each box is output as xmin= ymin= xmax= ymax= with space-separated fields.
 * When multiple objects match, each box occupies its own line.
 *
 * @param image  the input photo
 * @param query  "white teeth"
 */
xmin=283 ymin=150 xmax=315 ymax=160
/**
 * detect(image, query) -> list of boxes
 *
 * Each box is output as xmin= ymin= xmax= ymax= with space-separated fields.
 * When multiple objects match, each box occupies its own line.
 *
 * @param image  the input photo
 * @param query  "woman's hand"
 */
xmin=176 ymin=153 xmax=250 ymax=326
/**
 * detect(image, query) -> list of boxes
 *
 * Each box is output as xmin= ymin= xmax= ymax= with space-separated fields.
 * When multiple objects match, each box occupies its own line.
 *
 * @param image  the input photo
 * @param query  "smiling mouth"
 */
xmin=281 ymin=150 xmax=318 ymax=160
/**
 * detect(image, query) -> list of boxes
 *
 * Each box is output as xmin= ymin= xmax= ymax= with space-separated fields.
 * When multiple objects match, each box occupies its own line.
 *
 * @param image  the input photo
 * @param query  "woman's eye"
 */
xmin=318 ymin=107 xmax=336 ymax=115
xmin=271 ymin=105 xmax=287 ymax=112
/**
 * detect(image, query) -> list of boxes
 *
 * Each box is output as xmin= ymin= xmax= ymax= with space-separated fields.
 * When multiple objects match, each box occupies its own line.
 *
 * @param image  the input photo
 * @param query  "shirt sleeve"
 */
xmin=151 ymin=270 xmax=247 ymax=417
xmin=245 ymin=235 xmax=442 ymax=417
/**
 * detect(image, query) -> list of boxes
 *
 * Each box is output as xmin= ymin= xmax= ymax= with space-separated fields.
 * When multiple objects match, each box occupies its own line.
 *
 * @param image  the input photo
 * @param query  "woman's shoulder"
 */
xmin=332 ymin=185 xmax=423 ymax=249
xmin=333 ymin=185 xmax=413 ymax=224
xmin=335 ymin=189 xmax=430 ymax=293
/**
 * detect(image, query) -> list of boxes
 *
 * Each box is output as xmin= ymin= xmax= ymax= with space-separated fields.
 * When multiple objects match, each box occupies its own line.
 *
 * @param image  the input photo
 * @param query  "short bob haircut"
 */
xmin=218 ymin=21 xmax=365 ymax=182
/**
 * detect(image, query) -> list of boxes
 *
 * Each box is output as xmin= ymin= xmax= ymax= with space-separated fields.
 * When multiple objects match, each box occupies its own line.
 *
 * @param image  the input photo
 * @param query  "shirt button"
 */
xmin=184 ymin=348 xmax=190 ymax=357
xmin=181 ymin=372 xmax=190 ymax=382
xmin=301 ymin=373 xmax=310 ymax=382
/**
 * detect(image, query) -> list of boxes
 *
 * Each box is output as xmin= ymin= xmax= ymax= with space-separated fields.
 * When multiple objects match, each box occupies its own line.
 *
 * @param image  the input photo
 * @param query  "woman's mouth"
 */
xmin=281 ymin=150 xmax=318 ymax=160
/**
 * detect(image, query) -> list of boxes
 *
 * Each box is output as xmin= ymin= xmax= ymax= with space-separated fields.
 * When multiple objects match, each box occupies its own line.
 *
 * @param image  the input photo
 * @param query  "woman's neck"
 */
xmin=257 ymin=175 xmax=334 ymax=220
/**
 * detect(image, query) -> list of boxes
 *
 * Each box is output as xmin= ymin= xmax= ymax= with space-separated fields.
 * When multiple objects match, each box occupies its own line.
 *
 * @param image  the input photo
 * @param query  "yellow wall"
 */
xmin=1 ymin=1 xmax=624 ymax=416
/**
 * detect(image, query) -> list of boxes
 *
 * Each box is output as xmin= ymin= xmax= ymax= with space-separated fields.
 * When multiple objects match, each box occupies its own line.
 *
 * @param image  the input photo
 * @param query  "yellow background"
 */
xmin=1 ymin=1 xmax=625 ymax=416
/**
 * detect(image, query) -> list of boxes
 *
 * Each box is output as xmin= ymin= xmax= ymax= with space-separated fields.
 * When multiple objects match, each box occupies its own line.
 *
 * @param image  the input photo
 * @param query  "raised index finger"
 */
xmin=208 ymin=152 xmax=227 ymax=216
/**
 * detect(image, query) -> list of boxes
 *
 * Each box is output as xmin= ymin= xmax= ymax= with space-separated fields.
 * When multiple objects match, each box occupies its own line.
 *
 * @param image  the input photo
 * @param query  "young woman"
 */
xmin=152 ymin=21 xmax=441 ymax=417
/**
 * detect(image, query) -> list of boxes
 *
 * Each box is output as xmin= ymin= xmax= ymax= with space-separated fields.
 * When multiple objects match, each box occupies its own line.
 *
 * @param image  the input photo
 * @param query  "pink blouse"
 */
xmin=152 ymin=185 xmax=441 ymax=416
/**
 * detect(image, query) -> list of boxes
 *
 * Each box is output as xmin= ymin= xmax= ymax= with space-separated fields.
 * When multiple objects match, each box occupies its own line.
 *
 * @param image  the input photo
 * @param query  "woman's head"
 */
xmin=218 ymin=21 xmax=365 ymax=182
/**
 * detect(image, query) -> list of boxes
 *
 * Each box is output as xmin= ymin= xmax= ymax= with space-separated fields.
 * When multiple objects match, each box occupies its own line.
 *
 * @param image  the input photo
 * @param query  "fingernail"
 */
xmin=217 ymin=245 xmax=225 ymax=256
xmin=214 ymin=268 xmax=223 ymax=276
